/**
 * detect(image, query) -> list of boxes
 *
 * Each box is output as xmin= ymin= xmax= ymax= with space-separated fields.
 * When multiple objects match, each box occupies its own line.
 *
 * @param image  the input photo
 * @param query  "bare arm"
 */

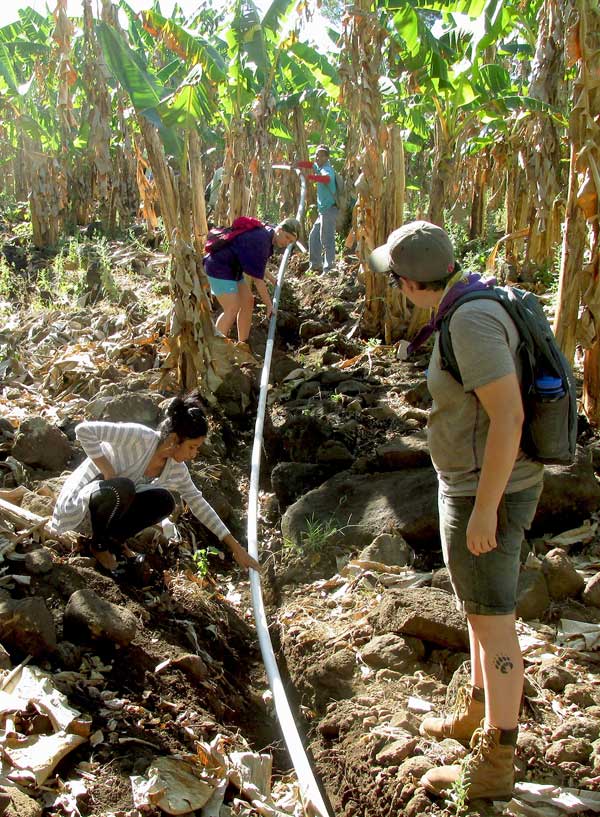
xmin=253 ymin=278 xmax=273 ymax=318
xmin=169 ymin=465 xmax=260 ymax=572
xmin=467 ymin=372 xmax=524 ymax=555
xmin=221 ymin=532 xmax=261 ymax=572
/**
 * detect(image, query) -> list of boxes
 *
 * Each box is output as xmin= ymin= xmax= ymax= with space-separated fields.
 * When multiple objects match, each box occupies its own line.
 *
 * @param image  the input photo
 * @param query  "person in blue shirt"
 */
xmin=297 ymin=145 xmax=338 ymax=273
xmin=203 ymin=217 xmax=300 ymax=351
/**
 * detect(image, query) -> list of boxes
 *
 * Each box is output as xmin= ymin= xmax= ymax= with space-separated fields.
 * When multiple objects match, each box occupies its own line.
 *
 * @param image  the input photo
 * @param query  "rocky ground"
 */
xmin=1 ymin=227 xmax=600 ymax=817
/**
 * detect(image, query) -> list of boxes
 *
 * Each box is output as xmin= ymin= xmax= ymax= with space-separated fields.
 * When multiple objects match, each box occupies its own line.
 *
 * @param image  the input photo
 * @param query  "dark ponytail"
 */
xmin=158 ymin=390 xmax=208 ymax=441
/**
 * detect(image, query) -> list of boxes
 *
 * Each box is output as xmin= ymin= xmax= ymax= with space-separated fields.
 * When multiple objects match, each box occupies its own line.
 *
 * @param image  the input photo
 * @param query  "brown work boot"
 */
xmin=421 ymin=724 xmax=517 ymax=801
xmin=419 ymin=685 xmax=485 ymax=745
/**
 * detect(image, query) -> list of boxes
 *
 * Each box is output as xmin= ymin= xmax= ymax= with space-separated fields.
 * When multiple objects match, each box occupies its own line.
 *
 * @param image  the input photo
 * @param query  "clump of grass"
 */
xmin=284 ymin=513 xmax=342 ymax=554
xmin=94 ymin=236 xmax=120 ymax=302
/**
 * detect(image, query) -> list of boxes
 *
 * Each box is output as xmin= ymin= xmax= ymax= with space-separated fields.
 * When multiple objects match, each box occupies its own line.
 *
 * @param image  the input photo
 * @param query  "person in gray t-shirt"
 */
xmin=370 ymin=221 xmax=543 ymax=804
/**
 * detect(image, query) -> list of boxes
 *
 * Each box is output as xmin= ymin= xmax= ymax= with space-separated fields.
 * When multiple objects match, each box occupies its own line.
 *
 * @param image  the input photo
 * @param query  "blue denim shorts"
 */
xmin=207 ymin=275 xmax=242 ymax=296
xmin=438 ymin=483 xmax=543 ymax=616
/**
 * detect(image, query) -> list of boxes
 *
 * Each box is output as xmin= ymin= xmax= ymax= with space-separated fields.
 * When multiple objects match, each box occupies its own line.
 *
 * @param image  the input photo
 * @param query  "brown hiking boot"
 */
xmin=420 ymin=724 xmax=516 ymax=801
xmin=419 ymin=685 xmax=485 ymax=745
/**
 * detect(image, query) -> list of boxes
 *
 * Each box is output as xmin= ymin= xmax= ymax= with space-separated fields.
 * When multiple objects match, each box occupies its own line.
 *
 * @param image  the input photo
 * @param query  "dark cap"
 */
xmin=277 ymin=217 xmax=301 ymax=238
xmin=313 ymin=144 xmax=330 ymax=158
xmin=368 ymin=220 xmax=455 ymax=282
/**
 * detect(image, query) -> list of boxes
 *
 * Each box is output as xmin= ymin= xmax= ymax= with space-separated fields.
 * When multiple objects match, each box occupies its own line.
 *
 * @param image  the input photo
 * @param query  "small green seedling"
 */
xmin=193 ymin=546 xmax=220 ymax=578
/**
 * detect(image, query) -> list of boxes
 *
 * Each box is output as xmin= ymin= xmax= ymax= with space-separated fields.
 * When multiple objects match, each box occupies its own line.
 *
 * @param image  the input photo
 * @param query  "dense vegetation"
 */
xmin=0 ymin=0 xmax=598 ymax=416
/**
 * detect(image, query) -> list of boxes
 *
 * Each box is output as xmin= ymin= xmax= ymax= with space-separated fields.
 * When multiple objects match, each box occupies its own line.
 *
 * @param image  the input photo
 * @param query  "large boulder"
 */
xmin=534 ymin=447 xmax=600 ymax=533
xmin=358 ymin=532 xmax=414 ymax=567
xmin=214 ymin=369 xmax=255 ymax=419
xmin=373 ymin=588 xmax=468 ymax=651
xmin=583 ymin=573 xmax=600 ymax=608
xmin=277 ymin=414 xmax=333 ymax=463
xmin=516 ymin=569 xmax=551 ymax=620
xmin=0 ymin=597 xmax=57 ymax=657
xmin=542 ymin=548 xmax=585 ymax=601
xmin=281 ymin=468 xmax=439 ymax=550
xmin=370 ymin=434 xmax=431 ymax=470
xmin=64 ymin=589 xmax=137 ymax=646
xmin=85 ymin=392 xmax=161 ymax=426
xmin=12 ymin=418 xmax=73 ymax=471
xmin=271 ymin=462 xmax=332 ymax=509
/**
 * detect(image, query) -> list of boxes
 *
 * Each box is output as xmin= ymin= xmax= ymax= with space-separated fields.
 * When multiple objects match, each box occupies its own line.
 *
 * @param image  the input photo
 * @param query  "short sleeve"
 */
xmin=449 ymin=302 xmax=517 ymax=392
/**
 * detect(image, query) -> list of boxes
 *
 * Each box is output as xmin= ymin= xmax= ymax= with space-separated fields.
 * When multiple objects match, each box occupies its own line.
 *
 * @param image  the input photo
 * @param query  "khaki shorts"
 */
xmin=438 ymin=483 xmax=543 ymax=615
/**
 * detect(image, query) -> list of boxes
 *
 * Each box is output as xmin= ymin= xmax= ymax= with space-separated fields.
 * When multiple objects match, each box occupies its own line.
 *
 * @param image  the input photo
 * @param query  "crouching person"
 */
xmin=49 ymin=391 xmax=260 ymax=574
xmin=369 ymin=221 xmax=543 ymax=801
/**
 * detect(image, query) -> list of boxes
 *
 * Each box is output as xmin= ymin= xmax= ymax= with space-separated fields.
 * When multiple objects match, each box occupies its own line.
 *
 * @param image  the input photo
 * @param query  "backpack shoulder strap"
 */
xmin=438 ymin=289 xmax=505 ymax=384
xmin=439 ymin=285 xmax=543 ymax=386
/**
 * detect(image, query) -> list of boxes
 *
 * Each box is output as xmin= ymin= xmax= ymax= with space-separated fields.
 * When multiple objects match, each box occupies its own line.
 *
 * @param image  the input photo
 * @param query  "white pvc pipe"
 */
xmin=246 ymin=171 xmax=332 ymax=817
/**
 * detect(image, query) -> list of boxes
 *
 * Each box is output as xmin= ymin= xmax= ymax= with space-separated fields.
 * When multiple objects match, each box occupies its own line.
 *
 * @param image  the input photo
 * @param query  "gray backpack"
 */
xmin=333 ymin=170 xmax=346 ymax=210
xmin=438 ymin=286 xmax=577 ymax=465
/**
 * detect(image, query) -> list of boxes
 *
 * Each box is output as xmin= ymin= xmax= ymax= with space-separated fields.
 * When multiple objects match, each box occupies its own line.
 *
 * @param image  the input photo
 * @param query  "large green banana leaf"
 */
xmin=288 ymin=41 xmax=339 ymax=98
xmin=142 ymin=9 xmax=227 ymax=85
xmin=156 ymin=65 xmax=215 ymax=128
xmin=97 ymin=21 xmax=182 ymax=160
xmin=0 ymin=42 xmax=18 ymax=92
xmin=261 ymin=0 xmax=297 ymax=34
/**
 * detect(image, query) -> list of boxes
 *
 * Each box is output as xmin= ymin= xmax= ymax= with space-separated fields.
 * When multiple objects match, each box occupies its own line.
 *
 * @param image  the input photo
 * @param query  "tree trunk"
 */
xmin=521 ymin=0 xmax=565 ymax=276
xmin=80 ymin=0 xmax=114 ymax=232
xmin=28 ymin=144 xmax=64 ymax=249
xmin=137 ymin=115 xmax=179 ymax=239
xmin=214 ymin=118 xmax=248 ymax=226
xmin=340 ymin=4 xmax=386 ymax=337
xmin=469 ymin=154 xmax=489 ymax=240
xmin=189 ymin=130 xmax=208 ymax=256
xmin=428 ymin=116 xmax=453 ymax=227
xmin=503 ymin=158 xmax=529 ymax=274
xmin=555 ymin=0 xmax=600 ymax=424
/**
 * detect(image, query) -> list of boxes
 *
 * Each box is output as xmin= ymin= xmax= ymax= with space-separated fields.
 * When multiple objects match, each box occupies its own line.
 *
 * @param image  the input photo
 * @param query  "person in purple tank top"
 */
xmin=204 ymin=218 xmax=300 ymax=352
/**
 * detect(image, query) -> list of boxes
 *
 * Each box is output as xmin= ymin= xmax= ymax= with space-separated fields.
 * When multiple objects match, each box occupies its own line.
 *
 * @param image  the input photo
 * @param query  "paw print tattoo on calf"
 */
xmin=494 ymin=654 xmax=514 ymax=674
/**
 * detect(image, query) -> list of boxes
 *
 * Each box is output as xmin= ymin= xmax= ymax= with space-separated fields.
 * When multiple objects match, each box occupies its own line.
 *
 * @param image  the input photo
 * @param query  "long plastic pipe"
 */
xmin=246 ymin=170 xmax=332 ymax=817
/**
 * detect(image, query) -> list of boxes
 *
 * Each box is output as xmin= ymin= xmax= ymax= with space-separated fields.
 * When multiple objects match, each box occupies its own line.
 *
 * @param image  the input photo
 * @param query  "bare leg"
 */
xmin=469 ymin=618 xmax=484 ymax=688
xmin=214 ymin=291 xmax=242 ymax=338
xmin=468 ymin=612 xmax=522 ymax=730
xmin=236 ymin=280 xmax=255 ymax=343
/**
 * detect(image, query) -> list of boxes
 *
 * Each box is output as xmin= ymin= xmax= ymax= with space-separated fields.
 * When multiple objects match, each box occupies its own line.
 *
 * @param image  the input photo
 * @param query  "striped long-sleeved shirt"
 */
xmin=49 ymin=421 xmax=230 ymax=540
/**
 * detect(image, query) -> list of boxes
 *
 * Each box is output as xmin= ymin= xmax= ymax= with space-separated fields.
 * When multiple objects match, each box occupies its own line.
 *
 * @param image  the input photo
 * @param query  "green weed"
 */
xmin=192 ymin=546 xmax=220 ymax=578
xmin=448 ymin=765 xmax=469 ymax=815
xmin=0 ymin=258 xmax=12 ymax=299
xmin=12 ymin=221 xmax=32 ymax=241
xmin=296 ymin=514 xmax=342 ymax=553
xmin=95 ymin=237 xmax=120 ymax=302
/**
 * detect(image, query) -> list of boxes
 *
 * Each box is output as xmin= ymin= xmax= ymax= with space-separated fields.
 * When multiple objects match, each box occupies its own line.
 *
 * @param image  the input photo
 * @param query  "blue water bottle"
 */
xmin=535 ymin=373 xmax=565 ymax=401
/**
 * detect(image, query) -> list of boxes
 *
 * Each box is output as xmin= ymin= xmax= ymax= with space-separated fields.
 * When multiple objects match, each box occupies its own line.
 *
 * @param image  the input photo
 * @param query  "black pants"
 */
xmin=88 ymin=478 xmax=175 ymax=551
